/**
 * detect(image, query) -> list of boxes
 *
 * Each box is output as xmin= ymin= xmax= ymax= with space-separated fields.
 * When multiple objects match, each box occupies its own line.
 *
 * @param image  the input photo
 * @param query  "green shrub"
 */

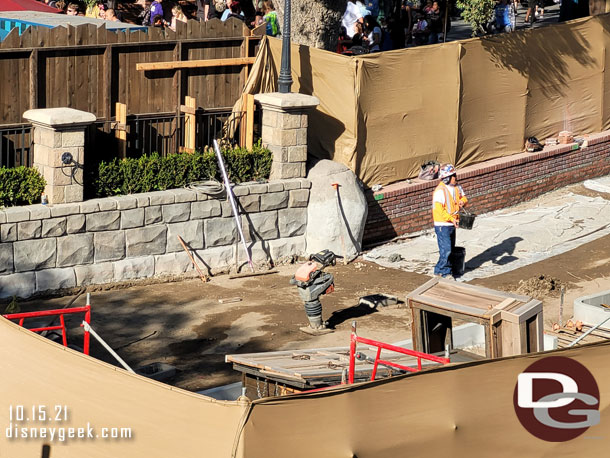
xmin=93 ymin=141 xmax=273 ymax=198
xmin=0 ymin=166 xmax=46 ymax=207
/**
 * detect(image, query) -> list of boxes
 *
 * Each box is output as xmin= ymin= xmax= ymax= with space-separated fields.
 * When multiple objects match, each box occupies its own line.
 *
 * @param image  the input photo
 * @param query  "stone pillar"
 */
xmin=254 ymin=93 xmax=319 ymax=180
xmin=23 ymin=108 xmax=96 ymax=205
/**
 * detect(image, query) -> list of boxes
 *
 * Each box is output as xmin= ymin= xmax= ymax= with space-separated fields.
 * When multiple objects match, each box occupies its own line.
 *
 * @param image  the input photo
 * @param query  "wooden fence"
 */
xmin=0 ymin=18 xmax=263 ymax=124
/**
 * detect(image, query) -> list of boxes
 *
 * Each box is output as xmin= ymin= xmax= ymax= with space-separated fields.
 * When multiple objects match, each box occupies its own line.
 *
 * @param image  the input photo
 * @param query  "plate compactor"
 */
xmin=290 ymin=250 xmax=337 ymax=336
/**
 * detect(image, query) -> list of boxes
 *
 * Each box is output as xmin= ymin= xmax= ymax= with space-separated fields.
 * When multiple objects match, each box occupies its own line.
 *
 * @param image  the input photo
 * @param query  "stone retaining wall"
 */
xmin=0 ymin=178 xmax=311 ymax=298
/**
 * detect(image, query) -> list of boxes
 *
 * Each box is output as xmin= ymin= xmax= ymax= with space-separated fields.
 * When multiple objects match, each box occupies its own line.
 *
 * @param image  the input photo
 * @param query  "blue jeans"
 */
xmin=434 ymin=225 xmax=456 ymax=277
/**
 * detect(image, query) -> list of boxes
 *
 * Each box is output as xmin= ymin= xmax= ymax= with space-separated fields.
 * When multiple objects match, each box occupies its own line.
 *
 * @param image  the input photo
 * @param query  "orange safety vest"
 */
xmin=432 ymin=182 xmax=464 ymax=224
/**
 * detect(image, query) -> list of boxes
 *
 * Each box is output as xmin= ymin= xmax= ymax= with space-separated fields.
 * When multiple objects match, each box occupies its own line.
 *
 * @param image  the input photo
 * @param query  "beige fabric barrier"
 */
xmin=2 ymin=314 xmax=610 ymax=456
xmin=254 ymin=14 xmax=610 ymax=186
xmin=243 ymin=342 xmax=610 ymax=457
xmin=0 ymin=318 xmax=249 ymax=458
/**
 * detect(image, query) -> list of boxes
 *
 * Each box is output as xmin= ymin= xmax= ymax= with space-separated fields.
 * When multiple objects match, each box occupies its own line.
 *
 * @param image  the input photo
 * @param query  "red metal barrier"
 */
xmin=348 ymin=321 xmax=450 ymax=384
xmin=3 ymin=305 xmax=92 ymax=355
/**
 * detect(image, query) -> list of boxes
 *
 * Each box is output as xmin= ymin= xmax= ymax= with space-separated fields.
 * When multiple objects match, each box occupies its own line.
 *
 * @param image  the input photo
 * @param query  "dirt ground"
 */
xmin=7 ymin=223 xmax=610 ymax=393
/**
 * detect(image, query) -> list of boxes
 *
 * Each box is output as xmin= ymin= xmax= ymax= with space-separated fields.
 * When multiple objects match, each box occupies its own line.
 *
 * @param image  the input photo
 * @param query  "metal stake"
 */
xmin=82 ymin=321 xmax=136 ymax=373
xmin=559 ymin=286 xmax=564 ymax=328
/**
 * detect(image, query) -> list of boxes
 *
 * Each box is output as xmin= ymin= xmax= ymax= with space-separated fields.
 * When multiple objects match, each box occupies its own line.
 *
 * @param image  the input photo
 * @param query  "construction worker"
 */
xmin=432 ymin=164 xmax=468 ymax=279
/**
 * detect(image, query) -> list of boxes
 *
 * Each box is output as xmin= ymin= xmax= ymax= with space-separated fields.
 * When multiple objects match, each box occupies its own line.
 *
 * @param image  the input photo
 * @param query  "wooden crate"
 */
xmin=406 ymin=278 xmax=543 ymax=358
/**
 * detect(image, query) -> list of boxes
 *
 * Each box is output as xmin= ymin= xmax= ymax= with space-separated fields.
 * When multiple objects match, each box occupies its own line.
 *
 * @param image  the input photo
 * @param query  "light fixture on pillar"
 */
xmin=278 ymin=0 xmax=293 ymax=93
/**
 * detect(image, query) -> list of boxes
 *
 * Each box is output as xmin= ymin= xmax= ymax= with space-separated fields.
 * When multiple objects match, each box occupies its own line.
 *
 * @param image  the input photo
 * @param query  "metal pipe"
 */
xmin=277 ymin=0 xmax=292 ymax=93
xmin=81 ymin=321 xmax=136 ymax=373
xmin=568 ymin=314 xmax=610 ymax=347
xmin=212 ymin=139 xmax=254 ymax=271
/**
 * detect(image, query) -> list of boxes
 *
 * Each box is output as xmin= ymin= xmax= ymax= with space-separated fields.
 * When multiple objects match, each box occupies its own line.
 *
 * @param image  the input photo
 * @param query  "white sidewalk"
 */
xmin=364 ymin=176 xmax=610 ymax=281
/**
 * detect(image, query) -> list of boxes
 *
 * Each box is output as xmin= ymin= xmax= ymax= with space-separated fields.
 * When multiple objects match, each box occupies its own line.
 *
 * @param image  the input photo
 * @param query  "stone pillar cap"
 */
xmin=254 ymin=92 xmax=320 ymax=110
xmin=23 ymin=108 xmax=96 ymax=128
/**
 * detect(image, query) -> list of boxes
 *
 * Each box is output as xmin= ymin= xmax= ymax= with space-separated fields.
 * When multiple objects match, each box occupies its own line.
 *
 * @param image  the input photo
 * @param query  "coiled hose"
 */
xmin=186 ymin=180 xmax=226 ymax=197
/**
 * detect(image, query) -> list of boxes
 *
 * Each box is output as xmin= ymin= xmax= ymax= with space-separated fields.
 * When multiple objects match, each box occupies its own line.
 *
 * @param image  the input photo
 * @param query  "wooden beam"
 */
xmin=136 ymin=57 xmax=256 ymax=71
xmin=29 ymin=49 xmax=38 ymax=110
xmin=245 ymin=93 xmax=254 ymax=149
xmin=115 ymin=102 xmax=127 ymax=159
xmin=182 ymin=96 xmax=197 ymax=153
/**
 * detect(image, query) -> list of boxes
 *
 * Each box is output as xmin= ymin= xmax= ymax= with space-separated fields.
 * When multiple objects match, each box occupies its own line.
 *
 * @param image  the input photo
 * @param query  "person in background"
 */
xmin=426 ymin=0 xmax=442 ymax=44
xmin=197 ymin=0 xmax=217 ymax=21
xmin=262 ymin=0 xmax=279 ymax=36
xmin=412 ymin=12 xmax=428 ymax=46
xmin=223 ymin=1 xmax=245 ymax=22
xmin=367 ymin=0 xmax=380 ymax=18
xmin=150 ymin=0 xmax=164 ymax=25
xmin=152 ymin=13 xmax=165 ymax=28
xmin=362 ymin=15 xmax=382 ymax=52
xmin=494 ymin=0 xmax=513 ymax=33
xmin=66 ymin=2 xmax=79 ymax=15
xmin=169 ymin=4 xmax=188 ymax=30
xmin=432 ymin=164 xmax=468 ymax=280
xmin=137 ymin=0 xmax=152 ymax=25
xmin=342 ymin=0 xmax=364 ymax=38
xmin=214 ymin=0 xmax=227 ymax=18
xmin=105 ymin=8 xmax=120 ymax=21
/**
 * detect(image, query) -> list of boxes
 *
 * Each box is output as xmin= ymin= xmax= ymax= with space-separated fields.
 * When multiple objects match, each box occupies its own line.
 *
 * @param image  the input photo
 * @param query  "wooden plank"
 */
xmin=245 ymin=93 xmax=254 ymax=149
xmin=136 ymin=57 xmax=256 ymax=71
xmin=182 ymin=95 xmax=197 ymax=152
xmin=115 ymin=102 xmax=127 ymax=159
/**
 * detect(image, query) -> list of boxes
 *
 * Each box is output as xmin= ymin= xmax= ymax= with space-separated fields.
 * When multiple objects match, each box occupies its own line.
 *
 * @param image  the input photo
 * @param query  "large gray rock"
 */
xmin=36 ymin=267 xmax=76 ymax=292
xmin=305 ymin=160 xmax=368 ymax=258
xmin=0 ymin=243 xmax=14 ymax=274
xmin=0 ymin=272 xmax=36 ymax=298
xmin=42 ymin=217 xmax=67 ymax=237
xmin=14 ymin=238 xmax=56 ymax=272
xmin=75 ymin=263 xmax=114 ymax=286
xmin=57 ymin=233 xmax=94 ymax=267
xmin=166 ymin=221 xmax=204 ymax=253
xmin=154 ymin=252 xmax=196 ymax=276
xmin=86 ymin=211 xmax=121 ymax=231
xmin=278 ymin=208 xmax=307 ymax=237
xmin=125 ymin=225 xmax=167 ymax=257
xmin=242 ymin=212 xmax=278 ymax=242
xmin=94 ymin=231 xmax=125 ymax=262
xmin=114 ymin=256 xmax=154 ymax=281
xmin=204 ymin=218 xmax=237 ymax=247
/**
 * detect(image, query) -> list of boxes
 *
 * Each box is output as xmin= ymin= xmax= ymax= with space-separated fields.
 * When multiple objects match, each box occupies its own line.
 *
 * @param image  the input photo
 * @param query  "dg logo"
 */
xmin=513 ymin=356 xmax=600 ymax=441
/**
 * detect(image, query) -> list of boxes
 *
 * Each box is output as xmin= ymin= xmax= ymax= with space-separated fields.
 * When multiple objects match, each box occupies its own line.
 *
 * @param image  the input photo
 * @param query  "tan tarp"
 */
xmin=0 ymin=318 xmax=249 ymax=458
xmin=244 ymin=342 xmax=610 ymax=457
xmin=2 ymin=315 xmax=610 ymax=457
xmin=252 ymin=14 xmax=610 ymax=186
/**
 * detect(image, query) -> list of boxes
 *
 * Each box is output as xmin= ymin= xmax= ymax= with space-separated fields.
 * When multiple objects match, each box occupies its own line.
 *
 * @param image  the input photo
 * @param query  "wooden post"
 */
xmin=245 ymin=93 xmax=254 ymax=149
xmin=29 ymin=49 xmax=38 ymax=110
xmin=115 ymin=102 xmax=127 ymax=159
xmin=180 ymin=96 xmax=197 ymax=154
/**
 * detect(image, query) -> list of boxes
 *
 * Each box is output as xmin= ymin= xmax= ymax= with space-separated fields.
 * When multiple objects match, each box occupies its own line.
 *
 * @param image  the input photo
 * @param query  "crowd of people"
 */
xmin=338 ymin=0 xmax=540 ymax=55
xmin=34 ymin=0 xmax=281 ymax=35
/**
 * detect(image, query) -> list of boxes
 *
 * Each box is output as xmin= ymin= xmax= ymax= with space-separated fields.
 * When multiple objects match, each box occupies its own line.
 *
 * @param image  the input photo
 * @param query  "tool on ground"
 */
xmin=177 ymin=235 xmax=209 ymax=283
xmin=359 ymin=294 xmax=398 ymax=309
xmin=228 ymin=269 xmax=278 ymax=279
xmin=290 ymin=249 xmax=337 ymax=335
xmin=82 ymin=320 xmax=135 ymax=373
xmin=331 ymin=183 xmax=348 ymax=265
xmin=212 ymin=139 xmax=254 ymax=273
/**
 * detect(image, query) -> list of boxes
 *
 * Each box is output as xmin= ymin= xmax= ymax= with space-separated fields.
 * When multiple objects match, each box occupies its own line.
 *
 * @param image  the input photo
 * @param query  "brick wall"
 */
xmin=364 ymin=131 xmax=610 ymax=246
